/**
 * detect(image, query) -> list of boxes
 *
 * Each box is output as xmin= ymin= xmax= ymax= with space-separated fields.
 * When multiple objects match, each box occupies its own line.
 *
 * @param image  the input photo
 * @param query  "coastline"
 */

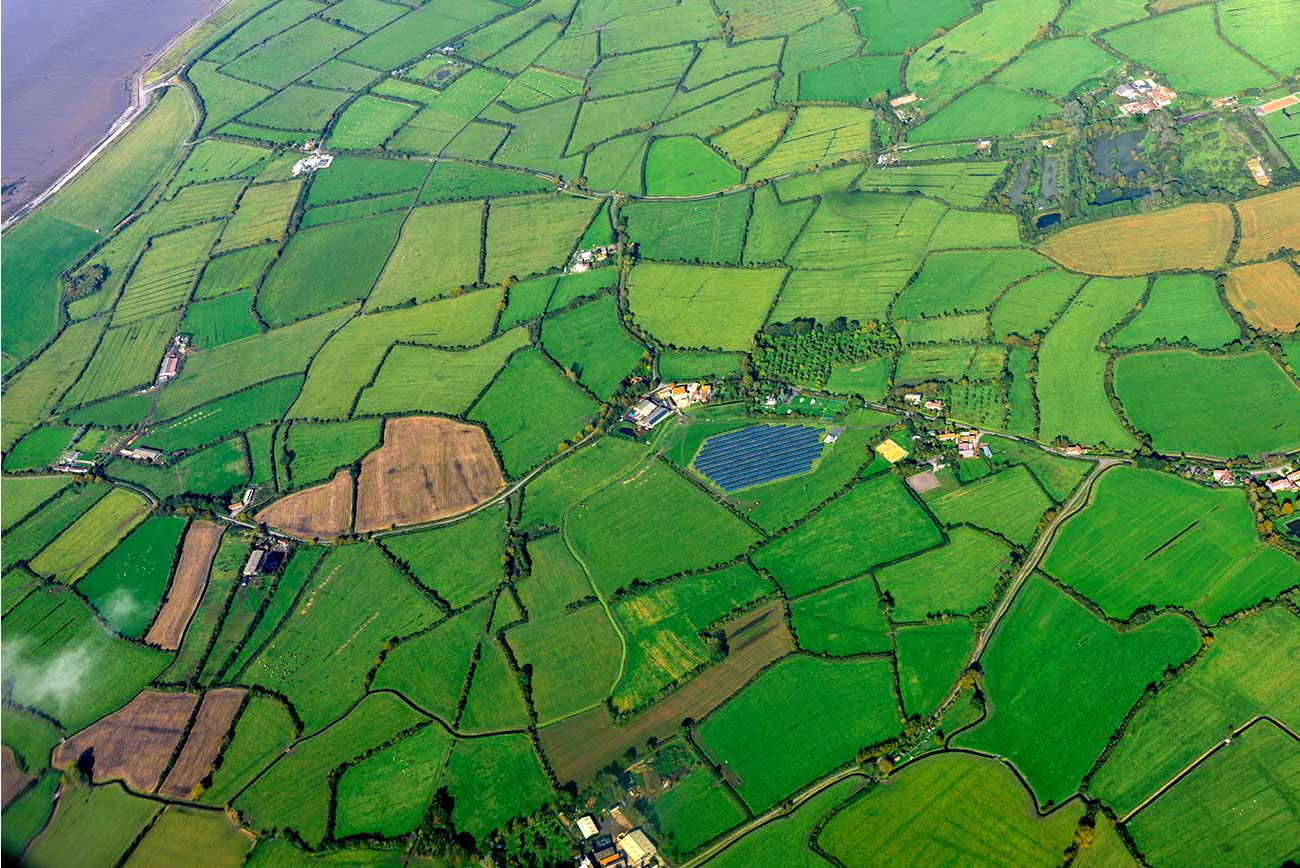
xmin=0 ymin=0 xmax=235 ymax=233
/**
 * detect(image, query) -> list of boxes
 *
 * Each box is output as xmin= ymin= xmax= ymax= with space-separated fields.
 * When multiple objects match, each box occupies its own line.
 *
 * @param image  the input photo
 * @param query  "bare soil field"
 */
xmin=53 ymin=691 xmax=197 ymax=792
xmin=158 ymin=688 xmax=247 ymax=799
xmin=1039 ymin=203 xmax=1233 ymax=275
xmin=1225 ymin=260 xmax=1300 ymax=332
xmin=2 ymin=747 xmax=34 ymax=809
xmin=540 ymin=600 xmax=794 ymax=785
xmin=146 ymin=521 xmax=225 ymax=650
xmin=354 ymin=416 xmax=505 ymax=533
xmin=256 ymin=469 xmax=354 ymax=539
xmin=1234 ymin=186 xmax=1300 ymax=262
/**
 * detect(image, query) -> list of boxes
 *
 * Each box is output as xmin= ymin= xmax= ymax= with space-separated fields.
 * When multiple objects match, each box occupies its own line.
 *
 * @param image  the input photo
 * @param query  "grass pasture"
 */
xmin=1114 ymin=274 xmax=1240 ymax=349
xmin=1044 ymin=466 xmax=1300 ymax=622
xmin=895 ymin=619 xmax=975 ymax=718
xmin=877 ymin=526 xmax=1012 ymax=621
xmin=420 ymin=162 xmax=551 ymax=203
xmin=1115 ymin=350 xmax=1300 ymax=458
xmin=1036 ymin=276 xmax=1144 ymax=450
xmin=468 ymin=349 xmax=598 ymax=476
xmin=216 ymin=180 xmax=301 ymax=252
xmin=954 ymin=578 xmax=1201 ymax=807
xmin=700 ymin=776 xmax=865 ymax=868
xmin=928 ymin=464 xmax=1052 ymax=547
xmin=181 ymin=287 xmax=260 ymax=348
xmin=800 ymin=55 xmax=901 ymax=103
xmin=644 ymin=137 xmax=741 ymax=197
xmin=856 ymin=161 xmax=1010 ymax=208
xmin=993 ymin=37 xmax=1119 ymax=96
xmin=286 ymin=419 xmax=381 ymax=487
xmin=356 ymin=328 xmax=529 ymax=416
xmin=507 ymin=594 xmax=622 ymax=723
xmin=114 ymin=223 xmax=222 ymax=324
xmin=63 ymin=312 xmax=179 ymax=408
xmin=818 ymin=751 xmax=1086 ymax=867
xmin=484 ymin=194 xmax=599 ymax=283
xmin=519 ymin=436 xmax=646 ymax=531
xmin=1101 ymin=5 xmax=1277 ymax=94
xmin=751 ymin=106 xmax=875 ymax=179
xmin=643 ymin=760 xmax=748 ymax=862
xmin=330 ymin=96 xmax=418 ymax=150
xmin=567 ymin=460 xmax=760 ymax=597
xmin=143 ymin=376 xmax=301 ymax=452
xmin=373 ymin=605 xmax=487 ymax=720
xmin=991 ymin=269 xmax=1085 ymax=339
xmin=613 ymin=564 xmax=771 ymax=713
xmin=541 ymin=295 xmax=643 ymax=399
xmin=334 ymin=724 xmax=454 ymax=839
xmin=789 ymin=575 xmax=890 ymax=656
xmin=752 ymin=474 xmax=943 ymax=597
xmin=911 ymin=85 xmax=1057 ymax=142
xmin=624 ymin=194 xmax=750 ymax=265
xmin=698 ymin=654 xmax=900 ymax=812
xmin=380 ymin=509 xmax=506 ymax=608
xmin=444 ymin=735 xmax=554 ymax=842
xmin=219 ymin=19 xmax=360 ymax=89
xmin=194 ymin=244 xmax=276 ymax=299
xmin=238 ymin=85 xmax=347 ymax=133
xmin=1090 ymin=605 xmax=1300 ymax=815
xmin=628 ymin=262 xmax=786 ymax=351
xmin=1126 ymin=720 xmax=1300 ymax=868
xmin=257 ymin=211 xmax=403 ymax=325
xmin=76 ymin=515 xmax=185 ymax=638
xmin=368 ymin=201 xmax=482 ymax=309
xmin=29 ymin=487 xmax=150 ymax=584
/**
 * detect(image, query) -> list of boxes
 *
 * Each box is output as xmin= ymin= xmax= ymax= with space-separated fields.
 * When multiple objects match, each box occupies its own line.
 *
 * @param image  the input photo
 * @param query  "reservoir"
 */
xmin=1 ymin=0 xmax=224 ymax=218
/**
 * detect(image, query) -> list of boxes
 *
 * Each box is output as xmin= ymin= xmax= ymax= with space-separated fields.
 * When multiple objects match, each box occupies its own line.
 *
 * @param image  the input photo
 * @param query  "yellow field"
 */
xmin=1039 ymin=203 xmax=1233 ymax=275
xmin=1234 ymin=186 xmax=1300 ymax=262
xmin=1225 ymin=260 xmax=1300 ymax=332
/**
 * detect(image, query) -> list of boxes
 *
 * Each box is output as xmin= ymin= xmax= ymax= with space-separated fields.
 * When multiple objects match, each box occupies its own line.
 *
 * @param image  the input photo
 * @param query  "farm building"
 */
xmin=616 ymin=829 xmax=657 ymax=867
xmin=577 ymin=815 xmax=599 ymax=839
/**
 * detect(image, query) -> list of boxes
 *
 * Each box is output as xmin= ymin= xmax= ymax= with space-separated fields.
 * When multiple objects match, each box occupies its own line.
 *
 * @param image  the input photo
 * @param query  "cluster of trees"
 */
xmin=752 ymin=317 xmax=897 ymax=388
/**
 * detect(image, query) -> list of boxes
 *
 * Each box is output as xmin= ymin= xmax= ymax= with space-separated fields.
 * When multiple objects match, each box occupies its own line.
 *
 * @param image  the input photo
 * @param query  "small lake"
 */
xmin=2 ymin=0 xmax=225 ymax=218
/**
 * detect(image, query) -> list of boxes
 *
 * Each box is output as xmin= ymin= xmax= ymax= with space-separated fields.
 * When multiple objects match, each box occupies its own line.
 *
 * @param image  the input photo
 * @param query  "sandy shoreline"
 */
xmin=1 ymin=0 xmax=236 ymax=231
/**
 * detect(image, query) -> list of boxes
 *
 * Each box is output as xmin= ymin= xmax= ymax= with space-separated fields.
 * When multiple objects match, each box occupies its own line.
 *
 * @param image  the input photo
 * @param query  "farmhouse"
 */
xmin=1264 ymin=466 xmax=1300 ymax=493
xmin=157 ymin=334 xmax=189 ymax=383
xmin=924 ymin=399 xmax=944 ymax=412
xmin=576 ymin=815 xmax=599 ymax=839
xmin=292 ymin=151 xmax=334 ymax=177
xmin=119 ymin=446 xmax=163 ymax=463
xmin=626 ymin=381 xmax=711 ymax=430
xmin=1114 ymin=77 xmax=1177 ymax=116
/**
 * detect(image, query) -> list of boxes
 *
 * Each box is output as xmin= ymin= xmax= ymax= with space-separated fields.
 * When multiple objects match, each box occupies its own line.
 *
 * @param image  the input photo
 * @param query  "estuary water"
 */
xmin=2 ymin=0 xmax=224 ymax=218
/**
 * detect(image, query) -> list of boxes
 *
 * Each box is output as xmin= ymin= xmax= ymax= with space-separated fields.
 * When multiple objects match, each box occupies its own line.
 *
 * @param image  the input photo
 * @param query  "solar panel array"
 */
xmin=694 ymin=425 xmax=824 ymax=493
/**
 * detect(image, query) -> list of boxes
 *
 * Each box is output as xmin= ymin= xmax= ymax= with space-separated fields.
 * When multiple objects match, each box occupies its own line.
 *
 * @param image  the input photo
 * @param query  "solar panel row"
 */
xmin=694 ymin=424 xmax=825 ymax=493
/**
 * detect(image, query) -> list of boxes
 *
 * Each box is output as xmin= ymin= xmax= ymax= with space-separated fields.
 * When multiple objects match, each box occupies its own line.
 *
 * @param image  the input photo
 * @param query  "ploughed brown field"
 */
xmin=354 ymin=416 xmax=505 ymax=533
xmin=1233 ymin=186 xmax=1300 ymax=262
xmin=53 ymin=691 xmax=197 ymax=792
xmin=146 ymin=521 xmax=225 ymax=650
xmin=256 ymin=469 xmax=353 ymax=539
xmin=158 ymin=688 xmax=247 ymax=800
xmin=1225 ymin=260 xmax=1300 ymax=332
xmin=2 ymin=746 xmax=33 ymax=810
xmin=1039 ymin=203 xmax=1232 ymax=275
xmin=540 ymin=600 xmax=795 ymax=785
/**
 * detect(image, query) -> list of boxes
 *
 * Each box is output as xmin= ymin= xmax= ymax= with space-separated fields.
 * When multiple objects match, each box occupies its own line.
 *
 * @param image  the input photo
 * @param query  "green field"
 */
xmin=468 ymin=349 xmax=598 ymax=476
xmin=1114 ymin=350 xmax=1300 ymax=458
xmin=789 ymin=575 xmax=891 ymax=656
xmin=928 ymin=464 xmax=1052 ymax=547
xmin=955 ymin=578 xmax=1201 ymax=807
xmin=1090 ymin=605 xmax=1300 ymax=816
xmin=628 ymin=262 xmax=786 ymax=351
xmin=752 ymin=474 xmax=943 ymax=597
xmin=76 ymin=515 xmax=186 ymax=637
xmin=613 ymin=564 xmax=770 ymax=712
xmin=568 ymin=459 xmax=760 ymax=597
xmin=1126 ymin=720 xmax=1300 ymax=868
xmin=540 ymin=295 xmax=644 ymax=398
xmin=699 ymin=654 xmax=900 ymax=812
xmin=895 ymin=619 xmax=975 ymax=717
xmin=1112 ymin=274 xmax=1240 ymax=349
xmin=4 ymin=0 xmax=1300 ymax=859
xmin=818 ymin=752 xmax=1085 ymax=867
xmin=1043 ymin=466 xmax=1300 ymax=623
xmin=877 ymin=526 xmax=1012 ymax=621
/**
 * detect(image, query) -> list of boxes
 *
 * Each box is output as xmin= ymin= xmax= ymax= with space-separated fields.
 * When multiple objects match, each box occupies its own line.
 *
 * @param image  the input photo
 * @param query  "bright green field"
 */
xmin=955 ymin=578 xmax=1201 ymax=807
xmin=789 ymin=575 xmax=891 ymax=656
xmin=1126 ymin=720 xmax=1300 ymax=868
xmin=895 ymin=619 xmax=975 ymax=718
xmin=468 ymin=349 xmax=599 ymax=476
xmin=877 ymin=526 xmax=1012 ymax=621
xmin=1112 ymin=274 xmax=1240 ymax=350
xmin=699 ymin=654 xmax=901 ymax=812
xmin=1114 ymin=350 xmax=1300 ymax=458
xmin=541 ymin=295 xmax=644 ymax=399
xmin=644 ymin=137 xmax=741 ymax=196
xmin=753 ymin=474 xmax=943 ymax=597
xmin=818 ymin=752 xmax=1085 ymax=867
xmin=1043 ymin=466 xmax=1300 ymax=623
xmin=76 ymin=515 xmax=186 ymax=637
xmin=628 ymin=262 xmax=787 ymax=351
xmin=927 ymin=464 xmax=1053 ymax=547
